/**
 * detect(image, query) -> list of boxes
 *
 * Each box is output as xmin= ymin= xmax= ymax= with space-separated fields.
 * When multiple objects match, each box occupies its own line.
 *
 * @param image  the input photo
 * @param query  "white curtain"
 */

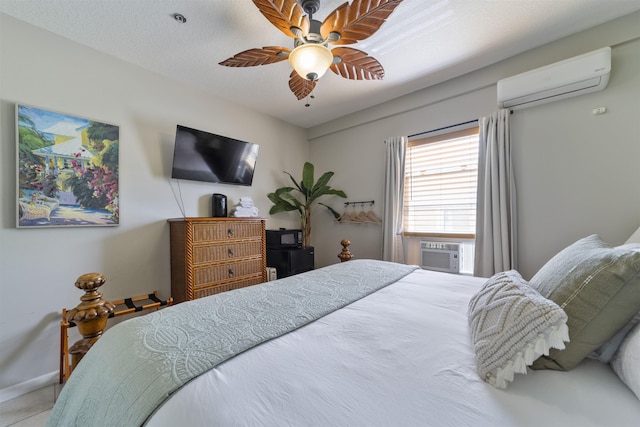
xmin=382 ymin=136 xmax=407 ymax=263
xmin=474 ymin=109 xmax=517 ymax=277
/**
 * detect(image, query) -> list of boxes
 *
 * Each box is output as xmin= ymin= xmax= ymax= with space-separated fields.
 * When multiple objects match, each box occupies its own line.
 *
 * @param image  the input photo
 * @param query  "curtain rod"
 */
xmin=408 ymin=119 xmax=478 ymax=139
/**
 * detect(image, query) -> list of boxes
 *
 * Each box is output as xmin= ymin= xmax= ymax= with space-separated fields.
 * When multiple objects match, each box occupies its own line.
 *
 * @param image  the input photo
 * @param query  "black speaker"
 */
xmin=211 ymin=193 xmax=227 ymax=217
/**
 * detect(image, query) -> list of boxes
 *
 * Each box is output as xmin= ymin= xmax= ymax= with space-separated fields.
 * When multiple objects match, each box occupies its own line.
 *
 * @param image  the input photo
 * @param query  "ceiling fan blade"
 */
xmin=219 ymin=46 xmax=291 ymax=67
xmin=252 ymin=0 xmax=310 ymax=38
xmin=289 ymin=71 xmax=317 ymax=100
xmin=321 ymin=0 xmax=403 ymax=45
xmin=330 ymin=47 xmax=384 ymax=80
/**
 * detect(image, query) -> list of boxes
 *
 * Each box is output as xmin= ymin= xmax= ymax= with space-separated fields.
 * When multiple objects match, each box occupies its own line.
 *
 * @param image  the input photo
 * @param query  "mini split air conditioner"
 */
xmin=497 ymin=47 xmax=611 ymax=110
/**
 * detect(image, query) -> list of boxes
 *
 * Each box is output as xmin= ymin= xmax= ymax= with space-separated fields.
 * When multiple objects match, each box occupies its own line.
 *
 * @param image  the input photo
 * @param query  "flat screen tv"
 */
xmin=171 ymin=125 xmax=259 ymax=186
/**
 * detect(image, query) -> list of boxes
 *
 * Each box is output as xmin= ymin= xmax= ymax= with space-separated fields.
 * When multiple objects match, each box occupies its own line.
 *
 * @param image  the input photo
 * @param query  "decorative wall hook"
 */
xmin=336 ymin=200 xmax=382 ymax=224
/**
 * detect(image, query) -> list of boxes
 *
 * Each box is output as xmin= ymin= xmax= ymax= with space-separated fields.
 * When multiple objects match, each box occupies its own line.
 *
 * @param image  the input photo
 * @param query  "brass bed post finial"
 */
xmin=65 ymin=272 xmax=115 ymax=371
xmin=338 ymin=239 xmax=353 ymax=262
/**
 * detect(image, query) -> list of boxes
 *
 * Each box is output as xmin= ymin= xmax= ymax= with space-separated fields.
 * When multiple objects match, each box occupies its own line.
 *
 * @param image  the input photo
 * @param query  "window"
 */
xmin=403 ymin=126 xmax=479 ymax=238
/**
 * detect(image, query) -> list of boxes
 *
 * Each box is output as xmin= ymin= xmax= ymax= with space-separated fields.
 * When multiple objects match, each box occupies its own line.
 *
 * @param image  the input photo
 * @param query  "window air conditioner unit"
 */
xmin=420 ymin=241 xmax=460 ymax=274
xmin=497 ymin=47 xmax=611 ymax=110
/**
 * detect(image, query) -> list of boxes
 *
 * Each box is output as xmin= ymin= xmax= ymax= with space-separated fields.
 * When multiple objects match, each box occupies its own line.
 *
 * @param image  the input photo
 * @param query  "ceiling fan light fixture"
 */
xmin=220 ymin=0 xmax=404 ymax=99
xmin=288 ymin=43 xmax=333 ymax=81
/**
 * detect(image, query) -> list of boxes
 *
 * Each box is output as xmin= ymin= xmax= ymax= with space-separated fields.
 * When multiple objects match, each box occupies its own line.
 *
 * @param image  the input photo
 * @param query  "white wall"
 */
xmin=0 ymin=14 xmax=307 ymax=394
xmin=309 ymin=12 xmax=640 ymax=277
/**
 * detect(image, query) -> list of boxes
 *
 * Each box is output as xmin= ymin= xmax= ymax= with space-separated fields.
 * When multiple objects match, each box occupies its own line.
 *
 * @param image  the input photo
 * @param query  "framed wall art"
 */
xmin=16 ymin=104 xmax=120 ymax=228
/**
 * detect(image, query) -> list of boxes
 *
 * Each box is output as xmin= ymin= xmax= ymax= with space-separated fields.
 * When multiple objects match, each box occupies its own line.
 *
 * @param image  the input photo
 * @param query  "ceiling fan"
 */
xmin=219 ymin=0 xmax=404 ymax=101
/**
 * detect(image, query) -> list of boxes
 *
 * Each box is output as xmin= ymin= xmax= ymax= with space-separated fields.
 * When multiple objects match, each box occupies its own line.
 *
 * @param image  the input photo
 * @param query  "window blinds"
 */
xmin=404 ymin=127 xmax=479 ymax=236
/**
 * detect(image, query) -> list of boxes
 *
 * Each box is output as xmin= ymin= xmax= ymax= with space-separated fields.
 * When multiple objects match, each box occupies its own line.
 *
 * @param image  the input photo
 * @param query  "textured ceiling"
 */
xmin=2 ymin=0 xmax=640 ymax=129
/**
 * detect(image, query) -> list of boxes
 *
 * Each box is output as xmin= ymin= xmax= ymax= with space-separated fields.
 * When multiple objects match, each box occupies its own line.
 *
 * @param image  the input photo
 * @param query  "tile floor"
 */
xmin=0 ymin=384 xmax=59 ymax=427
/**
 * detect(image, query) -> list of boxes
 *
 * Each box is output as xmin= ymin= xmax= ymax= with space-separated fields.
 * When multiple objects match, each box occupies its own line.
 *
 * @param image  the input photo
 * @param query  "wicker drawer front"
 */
xmin=193 ymin=222 xmax=262 ymax=242
xmin=193 ymin=241 xmax=262 ymax=265
xmin=169 ymin=218 xmax=266 ymax=304
xmin=194 ymin=259 xmax=263 ymax=288
xmin=194 ymin=275 xmax=264 ymax=298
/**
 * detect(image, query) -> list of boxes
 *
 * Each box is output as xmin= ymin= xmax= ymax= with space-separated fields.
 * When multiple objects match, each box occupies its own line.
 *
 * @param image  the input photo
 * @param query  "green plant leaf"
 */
xmin=268 ymin=192 xmax=302 ymax=213
xmin=268 ymin=194 xmax=298 ymax=212
xmin=281 ymin=192 xmax=304 ymax=209
xmin=302 ymin=162 xmax=314 ymax=197
xmin=311 ymin=187 xmax=347 ymax=203
xmin=319 ymin=203 xmax=341 ymax=219
xmin=325 ymin=189 xmax=347 ymax=198
xmin=312 ymin=171 xmax=334 ymax=194
xmin=266 ymin=192 xmax=283 ymax=204
xmin=308 ymin=185 xmax=333 ymax=204
xmin=284 ymin=171 xmax=304 ymax=193
xmin=274 ymin=187 xmax=295 ymax=196
xmin=269 ymin=202 xmax=299 ymax=214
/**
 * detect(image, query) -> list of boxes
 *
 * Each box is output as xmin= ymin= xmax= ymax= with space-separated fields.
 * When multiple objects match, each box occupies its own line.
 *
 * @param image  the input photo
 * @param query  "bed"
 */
xmin=46 ymin=235 xmax=640 ymax=427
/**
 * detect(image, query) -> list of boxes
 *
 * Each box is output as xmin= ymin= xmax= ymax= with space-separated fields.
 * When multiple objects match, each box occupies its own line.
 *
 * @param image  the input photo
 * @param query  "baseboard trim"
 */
xmin=0 ymin=371 xmax=58 ymax=403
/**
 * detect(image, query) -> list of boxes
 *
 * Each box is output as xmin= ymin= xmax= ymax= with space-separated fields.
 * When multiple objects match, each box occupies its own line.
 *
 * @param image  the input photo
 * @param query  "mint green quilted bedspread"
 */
xmin=46 ymin=259 xmax=418 ymax=427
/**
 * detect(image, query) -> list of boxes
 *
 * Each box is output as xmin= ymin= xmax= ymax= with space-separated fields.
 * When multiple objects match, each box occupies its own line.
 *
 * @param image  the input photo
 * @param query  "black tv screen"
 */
xmin=171 ymin=125 xmax=259 ymax=186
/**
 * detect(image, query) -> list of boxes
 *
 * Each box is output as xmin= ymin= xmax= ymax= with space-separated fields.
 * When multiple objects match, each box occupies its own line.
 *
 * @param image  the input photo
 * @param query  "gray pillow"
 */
xmin=468 ymin=270 xmax=569 ymax=388
xmin=589 ymin=226 xmax=640 ymax=362
xmin=529 ymin=235 xmax=640 ymax=371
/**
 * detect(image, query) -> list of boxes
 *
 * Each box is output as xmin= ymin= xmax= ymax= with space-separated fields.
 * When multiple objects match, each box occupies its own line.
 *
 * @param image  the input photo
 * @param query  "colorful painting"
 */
xmin=16 ymin=104 xmax=119 ymax=228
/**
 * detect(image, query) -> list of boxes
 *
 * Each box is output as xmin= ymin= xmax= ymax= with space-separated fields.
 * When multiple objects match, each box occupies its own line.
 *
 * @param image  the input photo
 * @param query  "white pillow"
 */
xmin=626 ymin=225 xmax=640 ymax=244
xmin=611 ymin=321 xmax=640 ymax=400
xmin=467 ymin=270 xmax=570 ymax=389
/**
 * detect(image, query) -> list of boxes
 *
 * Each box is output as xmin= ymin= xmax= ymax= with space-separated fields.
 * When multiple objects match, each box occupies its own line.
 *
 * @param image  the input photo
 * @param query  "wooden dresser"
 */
xmin=168 ymin=217 xmax=267 ymax=303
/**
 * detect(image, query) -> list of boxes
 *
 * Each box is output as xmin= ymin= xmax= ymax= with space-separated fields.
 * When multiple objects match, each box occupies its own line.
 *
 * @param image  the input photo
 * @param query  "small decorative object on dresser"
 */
xmin=230 ymin=196 xmax=259 ymax=217
xmin=211 ymin=193 xmax=227 ymax=217
xmin=168 ymin=217 xmax=267 ymax=303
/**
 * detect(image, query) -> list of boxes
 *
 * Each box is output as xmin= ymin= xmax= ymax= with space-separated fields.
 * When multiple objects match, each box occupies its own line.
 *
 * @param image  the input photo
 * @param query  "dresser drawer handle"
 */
xmin=228 ymin=268 xmax=235 ymax=277
xmin=228 ymin=248 xmax=234 ymax=257
xmin=227 ymin=228 xmax=234 ymax=237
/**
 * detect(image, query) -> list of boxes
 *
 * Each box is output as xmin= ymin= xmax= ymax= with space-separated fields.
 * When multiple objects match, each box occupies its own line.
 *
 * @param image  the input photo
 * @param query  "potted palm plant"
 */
xmin=268 ymin=162 xmax=346 ymax=247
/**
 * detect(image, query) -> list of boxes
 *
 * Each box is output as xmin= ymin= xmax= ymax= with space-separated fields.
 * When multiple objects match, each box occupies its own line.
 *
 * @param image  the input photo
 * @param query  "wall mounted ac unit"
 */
xmin=497 ymin=47 xmax=611 ymax=110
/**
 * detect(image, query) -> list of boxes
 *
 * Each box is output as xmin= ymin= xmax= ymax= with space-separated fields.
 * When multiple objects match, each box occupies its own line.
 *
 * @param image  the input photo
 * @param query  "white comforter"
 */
xmin=148 ymin=268 xmax=640 ymax=426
